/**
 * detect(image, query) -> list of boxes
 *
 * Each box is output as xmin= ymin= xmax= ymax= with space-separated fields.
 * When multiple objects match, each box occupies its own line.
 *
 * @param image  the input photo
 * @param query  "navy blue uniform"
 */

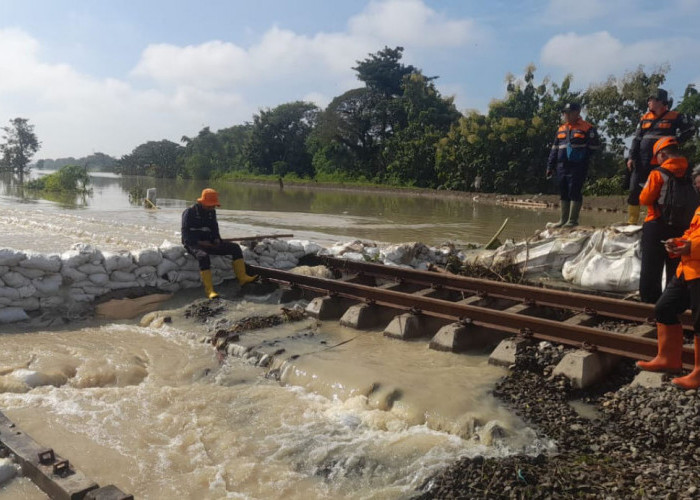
xmin=547 ymin=118 xmax=600 ymax=202
xmin=181 ymin=203 xmax=242 ymax=270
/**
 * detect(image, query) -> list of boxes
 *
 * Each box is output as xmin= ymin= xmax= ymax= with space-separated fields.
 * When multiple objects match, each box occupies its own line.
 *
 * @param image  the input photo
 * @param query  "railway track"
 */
xmin=249 ymin=256 xmax=695 ymax=370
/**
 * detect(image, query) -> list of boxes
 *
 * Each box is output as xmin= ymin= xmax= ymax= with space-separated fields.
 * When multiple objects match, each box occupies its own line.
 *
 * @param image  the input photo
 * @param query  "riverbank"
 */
xmin=230 ymin=177 xmax=630 ymax=214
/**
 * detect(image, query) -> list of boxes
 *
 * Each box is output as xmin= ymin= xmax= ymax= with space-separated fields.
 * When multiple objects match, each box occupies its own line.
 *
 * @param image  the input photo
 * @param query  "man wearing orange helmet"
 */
xmin=638 ymin=163 xmax=700 ymax=389
xmin=181 ymin=188 xmax=258 ymax=299
xmin=626 ymin=88 xmax=695 ymax=225
xmin=638 ymin=137 xmax=691 ymax=303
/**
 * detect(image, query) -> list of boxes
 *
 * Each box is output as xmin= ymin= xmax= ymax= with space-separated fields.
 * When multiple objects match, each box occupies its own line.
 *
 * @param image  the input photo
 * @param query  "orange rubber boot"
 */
xmin=636 ymin=323 xmax=683 ymax=373
xmin=672 ymin=336 xmax=700 ymax=389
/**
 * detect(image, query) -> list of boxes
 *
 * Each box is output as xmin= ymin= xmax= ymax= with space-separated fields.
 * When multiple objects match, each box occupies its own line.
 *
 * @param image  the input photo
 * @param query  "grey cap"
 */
xmin=648 ymin=88 xmax=669 ymax=104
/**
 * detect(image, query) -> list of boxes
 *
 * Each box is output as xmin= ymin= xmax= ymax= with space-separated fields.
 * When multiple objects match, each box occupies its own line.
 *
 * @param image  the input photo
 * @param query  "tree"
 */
xmin=0 ymin=118 xmax=41 ymax=182
xmin=244 ymin=101 xmax=319 ymax=177
xmin=115 ymin=140 xmax=183 ymax=177
xmin=353 ymin=46 xmax=417 ymax=98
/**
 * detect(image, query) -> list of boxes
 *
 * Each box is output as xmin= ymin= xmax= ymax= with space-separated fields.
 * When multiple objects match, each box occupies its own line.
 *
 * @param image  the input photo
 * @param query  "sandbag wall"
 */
xmin=0 ymin=239 xmax=324 ymax=324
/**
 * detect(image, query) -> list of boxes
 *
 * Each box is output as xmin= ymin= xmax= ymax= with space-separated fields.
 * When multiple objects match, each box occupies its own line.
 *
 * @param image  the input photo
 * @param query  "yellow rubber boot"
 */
xmin=199 ymin=269 xmax=219 ymax=299
xmin=672 ymin=336 xmax=700 ymax=389
xmin=627 ymin=205 xmax=641 ymax=225
xmin=233 ymin=259 xmax=258 ymax=286
xmin=636 ymin=323 xmax=683 ymax=373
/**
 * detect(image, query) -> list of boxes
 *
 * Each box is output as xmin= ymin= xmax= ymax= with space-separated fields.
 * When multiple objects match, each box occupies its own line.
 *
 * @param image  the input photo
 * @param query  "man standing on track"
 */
xmin=546 ymin=102 xmax=600 ymax=228
xmin=626 ymin=88 xmax=695 ymax=225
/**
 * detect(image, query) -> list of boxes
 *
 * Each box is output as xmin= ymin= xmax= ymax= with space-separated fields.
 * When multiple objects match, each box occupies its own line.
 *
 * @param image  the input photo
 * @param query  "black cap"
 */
xmin=561 ymin=102 xmax=581 ymax=112
xmin=648 ymin=88 xmax=669 ymax=104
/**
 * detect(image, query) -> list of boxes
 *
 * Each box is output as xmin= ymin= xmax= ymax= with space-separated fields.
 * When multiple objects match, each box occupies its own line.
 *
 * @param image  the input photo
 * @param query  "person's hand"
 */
xmin=626 ymin=159 xmax=634 ymax=172
xmin=665 ymin=238 xmax=690 ymax=256
xmin=546 ymin=169 xmax=553 ymax=180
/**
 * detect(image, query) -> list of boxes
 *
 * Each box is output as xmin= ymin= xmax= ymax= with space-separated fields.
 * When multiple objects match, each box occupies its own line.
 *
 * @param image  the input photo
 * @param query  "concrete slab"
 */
xmin=384 ymin=313 xmax=446 ymax=340
xmin=305 ymin=296 xmax=356 ymax=320
xmin=552 ymin=350 xmax=619 ymax=389
xmin=630 ymin=371 xmax=668 ymax=388
xmin=488 ymin=338 xmax=530 ymax=367
xmin=339 ymin=303 xmax=398 ymax=329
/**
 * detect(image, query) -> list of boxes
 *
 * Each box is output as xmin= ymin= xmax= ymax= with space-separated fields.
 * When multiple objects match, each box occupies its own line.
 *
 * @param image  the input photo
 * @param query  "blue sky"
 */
xmin=1 ymin=0 xmax=699 ymax=159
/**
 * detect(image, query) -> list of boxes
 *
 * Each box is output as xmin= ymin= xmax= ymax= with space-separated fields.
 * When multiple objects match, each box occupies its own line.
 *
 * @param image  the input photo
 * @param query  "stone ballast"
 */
xmin=0 ymin=239 xmax=459 ymax=324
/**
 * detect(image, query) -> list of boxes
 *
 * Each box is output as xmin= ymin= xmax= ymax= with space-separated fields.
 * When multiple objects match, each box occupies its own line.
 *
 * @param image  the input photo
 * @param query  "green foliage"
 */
xmin=244 ymin=101 xmax=318 ymax=178
xmin=26 ymin=164 xmax=91 ymax=192
xmin=116 ymin=139 xmax=184 ymax=177
xmin=583 ymin=173 xmax=626 ymax=196
xmin=105 ymin=48 xmax=698 ymax=197
xmin=0 ymin=118 xmax=40 ymax=180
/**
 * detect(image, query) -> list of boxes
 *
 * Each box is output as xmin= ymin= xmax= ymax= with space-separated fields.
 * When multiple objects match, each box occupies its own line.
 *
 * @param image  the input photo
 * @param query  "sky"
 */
xmin=1 ymin=0 xmax=699 ymax=160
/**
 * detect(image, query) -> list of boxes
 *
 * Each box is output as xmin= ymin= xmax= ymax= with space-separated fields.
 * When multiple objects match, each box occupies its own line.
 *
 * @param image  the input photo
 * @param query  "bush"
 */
xmin=26 ymin=165 xmax=91 ymax=192
xmin=583 ymin=174 xmax=626 ymax=196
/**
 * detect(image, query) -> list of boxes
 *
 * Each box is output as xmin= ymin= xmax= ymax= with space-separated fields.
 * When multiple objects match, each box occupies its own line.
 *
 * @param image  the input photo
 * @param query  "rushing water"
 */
xmin=0 ymin=172 xmax=608 ymax=498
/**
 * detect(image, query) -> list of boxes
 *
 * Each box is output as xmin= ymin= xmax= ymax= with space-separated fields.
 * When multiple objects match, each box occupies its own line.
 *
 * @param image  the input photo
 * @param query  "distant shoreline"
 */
xmin=231 ymin=177 xmax=629 ymax=213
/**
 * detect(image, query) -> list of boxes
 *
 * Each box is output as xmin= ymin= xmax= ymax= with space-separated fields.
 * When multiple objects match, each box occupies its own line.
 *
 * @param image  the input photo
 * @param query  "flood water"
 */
xmin=0 ymin=172 xmax=607 ymax=498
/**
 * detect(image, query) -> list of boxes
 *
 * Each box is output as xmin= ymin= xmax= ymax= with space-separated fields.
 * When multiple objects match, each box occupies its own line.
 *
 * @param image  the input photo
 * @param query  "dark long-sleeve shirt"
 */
xmin=181 ymin=203 xmax=221 ymax=248
xmin=629 ymin=110 xmax=695 ymax=171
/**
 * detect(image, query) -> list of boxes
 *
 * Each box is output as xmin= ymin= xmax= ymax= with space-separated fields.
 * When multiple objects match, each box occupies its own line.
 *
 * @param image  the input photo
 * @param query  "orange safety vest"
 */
xmin=639 ymin=157 xmax=689 ymax=222
xmin=675 ymin=206 xmax=700 ymax=281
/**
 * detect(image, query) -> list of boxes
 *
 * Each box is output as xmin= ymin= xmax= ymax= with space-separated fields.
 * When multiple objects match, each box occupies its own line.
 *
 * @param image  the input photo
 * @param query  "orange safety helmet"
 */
xmin=653 ymin=136 xmax=679 ymax=157
xmin=197 ymin=188 xmax=221 ymax=207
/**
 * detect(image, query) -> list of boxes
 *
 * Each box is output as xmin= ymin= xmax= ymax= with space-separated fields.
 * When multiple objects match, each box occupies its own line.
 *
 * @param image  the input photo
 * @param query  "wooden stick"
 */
xmin=222 ymin=233 xmax=294 ymax=242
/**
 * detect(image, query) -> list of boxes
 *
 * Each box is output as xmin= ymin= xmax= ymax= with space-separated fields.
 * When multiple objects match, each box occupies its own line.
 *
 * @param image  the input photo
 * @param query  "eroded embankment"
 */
xmin=417 ymin=342 xmax=700 ymax=499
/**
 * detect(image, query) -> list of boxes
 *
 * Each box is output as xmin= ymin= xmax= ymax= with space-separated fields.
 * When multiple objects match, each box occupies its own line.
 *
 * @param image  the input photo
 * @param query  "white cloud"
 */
xmin=540 ymin=31 xmax=700 ymax=84
xmin=541 ymin=0 xmax=612 ymax=24
xmin=0 ymin=0 xmax=483 ymax=158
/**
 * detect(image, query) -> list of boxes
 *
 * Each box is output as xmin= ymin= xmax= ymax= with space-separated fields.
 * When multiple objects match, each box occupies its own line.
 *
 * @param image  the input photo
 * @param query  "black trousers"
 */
xmin=640 ymin=219 xmax=684 ymax=303
xmin=655 ymin=275 xmax=700 ymax=334
xmin=557 ymin=164 xmax=587 ymax=202
xmin=628 ymin=165 xmax=651 ymax=206
xmin=185 ymin=241 xmax=243 ymax=271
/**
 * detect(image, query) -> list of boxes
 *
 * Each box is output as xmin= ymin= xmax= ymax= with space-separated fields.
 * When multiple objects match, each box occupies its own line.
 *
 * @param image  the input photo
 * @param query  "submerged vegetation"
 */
xmin=26 ymin=164 xmax=92 ymax=193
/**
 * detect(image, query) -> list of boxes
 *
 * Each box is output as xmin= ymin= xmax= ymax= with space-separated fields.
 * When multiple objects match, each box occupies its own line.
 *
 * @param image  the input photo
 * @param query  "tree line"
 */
xmin=4 ymin=47 xmax=700 ymax=195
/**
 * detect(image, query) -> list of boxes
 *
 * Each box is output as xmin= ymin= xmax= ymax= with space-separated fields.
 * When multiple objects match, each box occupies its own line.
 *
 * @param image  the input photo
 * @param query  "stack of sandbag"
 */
xmin=561 ymin=226 xmax=641 ymax=291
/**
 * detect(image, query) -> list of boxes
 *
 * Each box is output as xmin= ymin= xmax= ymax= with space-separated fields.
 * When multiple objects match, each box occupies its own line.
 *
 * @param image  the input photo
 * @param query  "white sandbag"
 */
xmin=19 ymin=252 xmax=62 ymax=272
xmin=88 ymin=273 xmax=110 ymax=285
xmin=103 ymin=252 xmax=134 ymax=273
xmin=69 ymin=292 xmax=94 ymax=302
xmin=562 ymin=227 xmax=641 ymax=292
xmin=156 ymin=280 xmax=181 ymax=293
xmin=134 ymin=248 xmax=162 ymax=267
xmin=182 ymin=258 xmax=200 ymax=271
xmin=0 ymin=287 xmax=20 ymax=300
xmin=2 ymin=272 xmax=30 ymax=288
xmin=61 ymin=267 xmax=87 ymax=282
xmin=17 ymin=285 xmax=36 ymax=298
xmin=0 ymin=307 xmax=29 ymax=323
xmin=274 ymin=252 xmax=297 ymax=264
xmin=110 ymin=271 xmax=136 ymax=283
xmin=81 ymin=286 xmax=108 ymax=296
xmin=258 ymin=255 xmax=275 ymax=267
xmin=491 ymin=234 xmax=589 ymax=274
xmin=275 ymin=260 xmax=297 ymax=270
xmin=342 ymin=252 xmax=366 ymax=262
xmin=160 ymin=240 xmax=186 ymax=261
xmin=166 ymin=270 xmax=201 ymax=283
xmin=156 ymin=259 xmax=179 ymax=277
xmin=32 ymin=274 xmax=63 ymax=295
xmin=134 ymin=265 xmax=157 ymax=278
xmin=271 ymin=239 xmax=289 ymax=252
xmin=302 ymin=241 xmax=323 ymax=255
xmin=287 ymin=240 xmax=305 ymax=255
xmin=14 ymin=267 xmax=46 ymax=279
xmin=0 ymin=249 xmax=26 ymax=266
xmin=78 ymin=263 xmax=107 ymax=275
xmin=0 ymin=266 xmax=7 ymax=276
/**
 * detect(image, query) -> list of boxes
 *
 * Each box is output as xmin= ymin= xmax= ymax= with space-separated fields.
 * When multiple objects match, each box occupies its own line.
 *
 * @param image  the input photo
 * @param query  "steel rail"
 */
xmin=318 ymin=256 xmax=694 ymax=326
xmin=249 ymin=265 xmax=695 ymax=368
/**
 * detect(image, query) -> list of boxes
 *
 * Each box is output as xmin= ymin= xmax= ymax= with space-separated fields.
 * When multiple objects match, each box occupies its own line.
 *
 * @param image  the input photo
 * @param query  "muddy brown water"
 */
xmin=0 ymin=173 xmax=615 ymax=498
